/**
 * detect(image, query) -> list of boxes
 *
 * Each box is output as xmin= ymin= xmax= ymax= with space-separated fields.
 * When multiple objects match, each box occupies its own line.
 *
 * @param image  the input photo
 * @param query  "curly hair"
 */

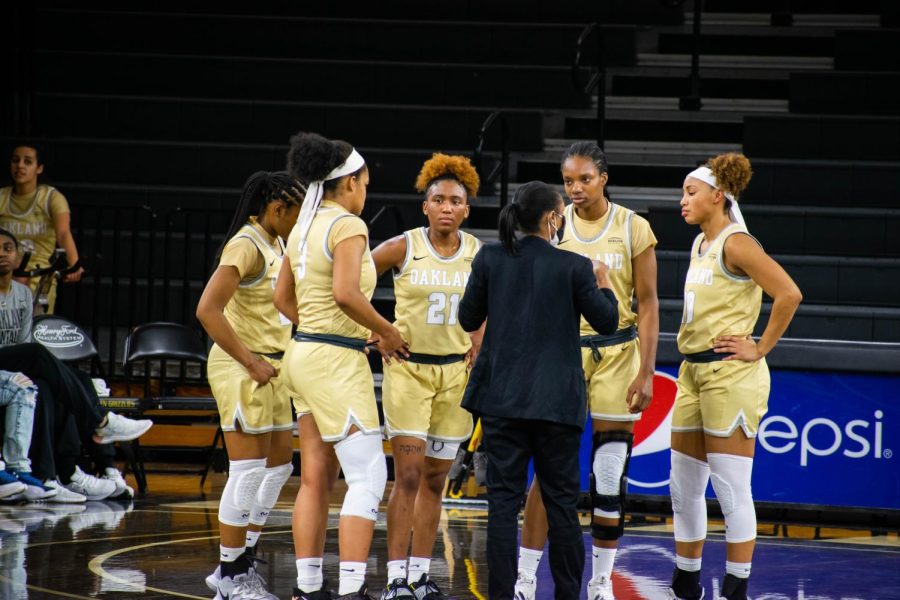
xmin=415 ymin=153 xmax=480 ymax=198
xmin=707 ymin=153 xmax=752 ymax=199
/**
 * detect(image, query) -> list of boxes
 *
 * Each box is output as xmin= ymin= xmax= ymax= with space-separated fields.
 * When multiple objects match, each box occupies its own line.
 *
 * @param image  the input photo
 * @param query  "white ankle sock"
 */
xmin=220 ymin=545 xmax=243 ymax=563
xmin=338 ymin=561 xmax=367 ymax=595
xmin=725 ymin=560 xmax=751 ymax=578
xmin=591 ymin=546 xmax=617 ymax=581
xmin=296 ymin=557 xmax=323 ymax=593
xmin=407 ymin=557 xmax=431 ymax=584
xmin=387 ymin=559 xmax=407 ymax=582
xmin=518 ymin=547 xmax=543 ymax=579
xmin=675 ymin=555 xmax=702 ymax=572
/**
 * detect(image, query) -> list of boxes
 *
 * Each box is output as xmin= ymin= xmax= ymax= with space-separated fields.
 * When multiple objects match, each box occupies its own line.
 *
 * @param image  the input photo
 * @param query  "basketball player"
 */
xmin=1 ymin=142 xmax=84 ymax=313
xmin=196 ymin=171 xmax=303 ymax=600
xmin=515 ymin=142 xmax=659 ymax=600
xmin=371 ymin=154 xmax=482 ymax=600
xmin=274 ymin=132 xmax=408 ymax=600
xmin=666 ymin=153 xmax=801 ymax=600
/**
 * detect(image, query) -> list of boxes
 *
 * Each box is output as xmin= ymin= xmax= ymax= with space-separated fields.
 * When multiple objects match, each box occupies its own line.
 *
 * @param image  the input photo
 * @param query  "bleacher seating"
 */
xmin=4 ymin=0 xmax=898 ymax=368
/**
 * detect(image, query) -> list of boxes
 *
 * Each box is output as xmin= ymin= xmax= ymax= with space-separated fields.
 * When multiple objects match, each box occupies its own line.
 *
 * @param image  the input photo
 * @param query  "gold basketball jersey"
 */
xmin=219 ymin=220 xmax=291 ymax=354
xmin=677 ymin=223 xmax=763 ymax=355
xmin=562 ymin=202 xmax=656 ymax=335
xmin=392 ymin=227 xmax=481 ymax=355
xmin=287 ymin=200 xmax=376 ymax=340
xmin=0 ymin=185 xmax=67 ymax=269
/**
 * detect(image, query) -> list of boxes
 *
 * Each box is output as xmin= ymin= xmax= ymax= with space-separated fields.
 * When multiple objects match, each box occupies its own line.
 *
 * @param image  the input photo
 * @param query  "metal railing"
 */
xmin=59 ymin=204 xmax=231 ymax=377
xmin=680 ymin=0 xmax=703 ymax=110
xmin=473 ymin=111 xmax=510 ymax=208
xmin=572 ymin=22 xmax=606 ymax=149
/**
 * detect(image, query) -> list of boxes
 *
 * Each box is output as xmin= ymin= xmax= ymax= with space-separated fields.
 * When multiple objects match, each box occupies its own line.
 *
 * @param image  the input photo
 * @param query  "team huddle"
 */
xmin=196 ymin=131 xmax=801 ymax=600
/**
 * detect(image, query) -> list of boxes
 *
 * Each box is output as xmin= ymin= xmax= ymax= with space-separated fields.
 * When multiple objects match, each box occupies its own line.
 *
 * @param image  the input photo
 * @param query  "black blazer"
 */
xmin=458 ymin=236 xmax=619 ymax=429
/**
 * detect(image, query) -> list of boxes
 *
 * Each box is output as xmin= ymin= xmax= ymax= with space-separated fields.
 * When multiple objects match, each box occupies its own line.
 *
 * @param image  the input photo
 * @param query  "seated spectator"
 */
xmin=0 ymin=227 xmax=150 ymax=501
xmin=0 ymin=370 xmax=55 ymax=501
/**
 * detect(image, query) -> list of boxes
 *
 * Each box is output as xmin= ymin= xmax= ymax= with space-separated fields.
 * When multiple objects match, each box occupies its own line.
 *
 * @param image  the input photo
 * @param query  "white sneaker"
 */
xmin=65 ymin=466 xmax=116 ymax=500
xmin=8 ymin=471 xmax=57 ymax=501
xmin=102 ymin=468 xmax=135 ymax=499
xmin=43 ymin=478 xmax=87 ymax=503
xmin=513 ymin=571 xmax=536 ymax=600
xmin=588 ymin=575 xmax=616 ymax=600
xmin=0 ymin=470 xmax=26 ymax=500
xmin=93 ymin=412 xmax=153 ymax=444
xmin=215 ymin=572 xmax=277 ymax=600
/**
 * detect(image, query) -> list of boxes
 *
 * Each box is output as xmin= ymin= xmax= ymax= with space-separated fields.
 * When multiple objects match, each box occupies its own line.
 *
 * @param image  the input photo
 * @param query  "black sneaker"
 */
xmin=718 ymin=574 xmax=748 ymax=600
xmin=410 ymin=574 xmax=450 ymax=600
xmin=293 ymin=587 xmax=335 ymax=600
xmin=665 ymin=567 xmax=705 ymax=600
xmin=381 ymin=578 xmax=415 ymax=599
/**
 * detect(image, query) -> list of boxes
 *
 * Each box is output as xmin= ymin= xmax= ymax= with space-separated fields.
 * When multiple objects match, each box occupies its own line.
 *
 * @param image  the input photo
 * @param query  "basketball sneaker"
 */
xmin=292 ymin=581 xmax=335 ymax=600
xmin=214 ymin=571 xmax=278 ymax=600
xmin=513 ymin=571 xmax=536 ymax=600
xmin=409 ymin=574 xmax=449 ymax=599
xmin=381 ymin=578 xmax=415 ymax=599
xmin=206 ymin=547 xmax=261 ymax=591
xmin=587 ymin=575 xmax=615 ymax=600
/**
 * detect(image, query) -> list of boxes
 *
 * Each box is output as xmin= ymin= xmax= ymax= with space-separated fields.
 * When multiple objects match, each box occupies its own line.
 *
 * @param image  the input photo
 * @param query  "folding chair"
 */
xmin=122 ymin=322 xmax=222 ymax=488
xmin=30 ymin=314 xmax=146 ymax=494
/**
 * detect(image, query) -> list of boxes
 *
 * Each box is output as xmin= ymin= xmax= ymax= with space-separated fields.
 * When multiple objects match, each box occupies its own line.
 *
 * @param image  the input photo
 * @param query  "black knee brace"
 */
xmin=589 ymin=430 xmax=634 ymax=541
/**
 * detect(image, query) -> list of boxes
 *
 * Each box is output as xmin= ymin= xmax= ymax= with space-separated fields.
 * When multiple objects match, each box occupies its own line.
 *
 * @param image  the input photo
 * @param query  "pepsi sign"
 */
xmin=576 ymin=366 xmax=899 ymax=511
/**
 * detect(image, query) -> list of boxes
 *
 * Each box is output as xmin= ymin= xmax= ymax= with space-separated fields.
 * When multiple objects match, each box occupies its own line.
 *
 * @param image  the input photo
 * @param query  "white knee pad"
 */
xmin=670 ymin=451 xmax=710 ymax=543
xmin=335 ymin=432 xmax=387 ymax=521
xmin=249 ymin=462 xmax=293 ymax=526
xmin=708 ymin=453 xmax=756 ymax=543
xmin=219 ymin=458 xmax=267 ymax=527
xmin=425 ymin=439 xmax=460 ymax=461
xmin=593 ymin=440 xmax=628 ymax=518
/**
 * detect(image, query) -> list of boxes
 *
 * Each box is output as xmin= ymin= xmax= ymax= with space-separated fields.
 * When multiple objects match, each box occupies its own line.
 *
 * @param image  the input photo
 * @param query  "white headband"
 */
xmin=686 ymin=166 xmax=746 ymax=227
xmin=295 ymin=148 xmax=366 ymax=249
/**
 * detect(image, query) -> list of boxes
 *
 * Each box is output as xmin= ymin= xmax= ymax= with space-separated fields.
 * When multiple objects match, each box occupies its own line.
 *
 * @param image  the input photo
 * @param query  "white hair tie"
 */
xmin=686 ymin=166 xmax=746 ymax=227
xmin=295 ymin=149 xmax=366 ymax=249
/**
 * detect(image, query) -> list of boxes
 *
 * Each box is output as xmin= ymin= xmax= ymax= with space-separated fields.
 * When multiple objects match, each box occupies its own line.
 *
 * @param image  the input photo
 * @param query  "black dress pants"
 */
xmin=480 ymin=415 xmax=584 ymax=600
xmin=0 ymin=343 xmax=106 ymax=436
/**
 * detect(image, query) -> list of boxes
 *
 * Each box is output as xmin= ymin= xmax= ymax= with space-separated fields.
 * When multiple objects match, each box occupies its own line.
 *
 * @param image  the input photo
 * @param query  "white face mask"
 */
xmin=548 ymin=212 xmax=565 ymax=246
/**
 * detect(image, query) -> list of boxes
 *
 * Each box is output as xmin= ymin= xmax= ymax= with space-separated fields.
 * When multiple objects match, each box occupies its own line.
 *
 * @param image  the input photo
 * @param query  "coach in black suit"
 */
xmin=458 ymin=181 xmax=619 ymax=600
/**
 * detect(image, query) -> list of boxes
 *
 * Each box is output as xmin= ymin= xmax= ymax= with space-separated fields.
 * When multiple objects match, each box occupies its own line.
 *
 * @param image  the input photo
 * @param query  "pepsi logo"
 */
xmin=627 ymin=371 xmax=677 ymax=490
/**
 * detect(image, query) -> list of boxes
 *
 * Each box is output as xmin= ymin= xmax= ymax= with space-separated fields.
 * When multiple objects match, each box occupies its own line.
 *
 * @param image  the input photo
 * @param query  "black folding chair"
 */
xmin=30 ymin=314 xmax=146 ymax=493
xmin=123 ymin=322 xmax=222 ymax=488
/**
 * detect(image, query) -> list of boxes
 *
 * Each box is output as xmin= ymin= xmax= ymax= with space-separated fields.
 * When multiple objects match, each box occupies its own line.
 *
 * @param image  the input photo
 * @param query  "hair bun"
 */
xmin=708 ymin=153 xmax=752 ymax=198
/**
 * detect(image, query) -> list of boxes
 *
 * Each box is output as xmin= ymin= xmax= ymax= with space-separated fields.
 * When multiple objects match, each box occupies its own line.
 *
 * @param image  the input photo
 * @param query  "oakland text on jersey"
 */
xmin=578 ymin=251 xmax=625 ymax=270
xmin=0 ymin=220 xmax=50 ymax=237
xmin=685 ymin=267 xmax=714 ymax=286
xmin=407 ymin=268 xmax=471 ymax=288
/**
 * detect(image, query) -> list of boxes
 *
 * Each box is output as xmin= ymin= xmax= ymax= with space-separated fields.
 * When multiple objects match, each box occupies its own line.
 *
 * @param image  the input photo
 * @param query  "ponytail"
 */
xmin=497 ymin=181 xmax=562 ymax=256
xmin=214 ymin=171 xmax=304 ymax=266
xmin=498 ymin=202 xmax=519 ymax=255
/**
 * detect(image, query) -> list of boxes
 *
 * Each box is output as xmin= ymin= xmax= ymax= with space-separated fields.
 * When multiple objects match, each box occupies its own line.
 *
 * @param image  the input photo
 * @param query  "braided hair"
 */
xmin=214 ymin=171 xmax=304 ymax=266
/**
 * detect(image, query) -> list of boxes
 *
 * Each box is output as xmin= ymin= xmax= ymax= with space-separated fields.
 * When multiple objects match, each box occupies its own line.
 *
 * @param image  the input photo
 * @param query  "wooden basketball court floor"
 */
xmin=1 ymin=472 xmax=897 ymax=599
